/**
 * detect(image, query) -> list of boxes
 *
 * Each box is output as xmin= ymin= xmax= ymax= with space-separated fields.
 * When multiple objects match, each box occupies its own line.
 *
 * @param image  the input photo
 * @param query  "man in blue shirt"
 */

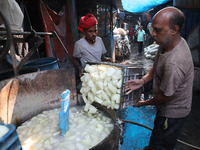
xmin=136 ymin=25 xmax=146 ymax=54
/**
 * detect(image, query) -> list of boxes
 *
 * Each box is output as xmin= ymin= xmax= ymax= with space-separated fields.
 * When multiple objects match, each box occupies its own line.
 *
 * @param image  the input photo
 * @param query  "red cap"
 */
xmin=78 ymin=14 xmax=98 ymax=32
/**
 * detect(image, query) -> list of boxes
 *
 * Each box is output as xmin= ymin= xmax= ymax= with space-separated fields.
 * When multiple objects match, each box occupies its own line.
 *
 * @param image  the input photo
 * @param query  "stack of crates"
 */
xmin=0 ymin=123 xmax=22 ymax=150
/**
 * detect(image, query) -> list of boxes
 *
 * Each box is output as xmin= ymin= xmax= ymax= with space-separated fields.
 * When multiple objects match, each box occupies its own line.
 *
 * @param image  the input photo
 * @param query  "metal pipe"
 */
xmin=0 ymin=31 xmax=53 ymax=36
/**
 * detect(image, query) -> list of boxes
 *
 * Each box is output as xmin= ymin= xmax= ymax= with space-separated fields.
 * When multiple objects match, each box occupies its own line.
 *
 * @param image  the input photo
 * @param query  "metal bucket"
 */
xmin=24 ymin=57 xmax=59 ymax=71
xmin=0 ymin=68 xmax=120 ymax=150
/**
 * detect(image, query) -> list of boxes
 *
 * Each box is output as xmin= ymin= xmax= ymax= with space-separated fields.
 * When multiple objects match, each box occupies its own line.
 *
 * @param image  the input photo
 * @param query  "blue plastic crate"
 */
xmin=0 ymin=123 xmax=22 ymax=150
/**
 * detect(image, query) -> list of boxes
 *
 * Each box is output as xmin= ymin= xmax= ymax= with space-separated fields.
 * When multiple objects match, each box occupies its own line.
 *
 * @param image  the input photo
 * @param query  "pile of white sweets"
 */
xmin=17 ymin=106 xmax=114 ymax=150
xmin=80 ymin=64 xmax=123 ymax=113
xmin=144 ymin=43 xmax=159 ymax=60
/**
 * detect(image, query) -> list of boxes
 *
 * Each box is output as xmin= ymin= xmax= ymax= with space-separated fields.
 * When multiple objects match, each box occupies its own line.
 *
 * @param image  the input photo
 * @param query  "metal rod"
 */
xmin=0 ymin=31 xmax=53 ymax=36
xmin=123 ymin=74 xmax=140 ymax=77
xmin=10 ymin=42 xmax=19 ymax=76
xmin=16 ymin=37 xmax=43 ymax=72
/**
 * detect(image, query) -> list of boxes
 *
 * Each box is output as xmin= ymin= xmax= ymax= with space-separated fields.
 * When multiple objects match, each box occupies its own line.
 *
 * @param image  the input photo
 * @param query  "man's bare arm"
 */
xmin=134 ymin=91 xmax=172 ymax=107
xmin=101 ymin=54 xmax=113 ymax=62
xmin=141 ymin=66 xmax=154 ymax=84
xmin=71 ymin=57 xmax=84 ymax=77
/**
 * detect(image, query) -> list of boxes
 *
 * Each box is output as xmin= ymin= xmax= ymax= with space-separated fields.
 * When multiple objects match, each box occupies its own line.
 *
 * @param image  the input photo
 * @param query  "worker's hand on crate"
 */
xmin=133 ymin=100 xmax=146 ymax=107
xmin=125 ymin=79 xmax=144 ymax=95
xmin=78 ymin=68 xmax=84 ymax=77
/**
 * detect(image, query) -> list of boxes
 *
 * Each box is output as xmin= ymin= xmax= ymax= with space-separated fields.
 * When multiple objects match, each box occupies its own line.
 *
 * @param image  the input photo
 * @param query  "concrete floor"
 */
xmin=121 ymin=43 xmax=154 ymax=73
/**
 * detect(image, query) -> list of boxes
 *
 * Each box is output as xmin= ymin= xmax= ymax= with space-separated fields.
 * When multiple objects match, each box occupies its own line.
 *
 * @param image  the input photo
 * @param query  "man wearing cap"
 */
xmin=73 ymin=14 xmax=112 ymax=77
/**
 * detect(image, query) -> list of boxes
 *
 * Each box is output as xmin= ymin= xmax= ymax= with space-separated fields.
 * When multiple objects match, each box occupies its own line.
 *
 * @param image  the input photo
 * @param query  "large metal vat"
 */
xmin=0 ymin=68 xmax=120 ymax=150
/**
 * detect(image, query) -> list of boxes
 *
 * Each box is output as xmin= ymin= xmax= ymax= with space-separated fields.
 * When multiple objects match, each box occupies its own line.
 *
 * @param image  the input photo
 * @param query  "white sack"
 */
xmin=0 ymin=0 xmax=24 ymax=30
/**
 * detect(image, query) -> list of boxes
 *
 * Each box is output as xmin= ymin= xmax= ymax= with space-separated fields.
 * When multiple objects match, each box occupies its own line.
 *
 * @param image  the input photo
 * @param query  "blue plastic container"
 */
xmin=24 ymin=57 xmax=59 ymax=71
xmin=118 ymin=106 xmax=156 ymax=150
xmin=0 ymin=123 xmax=22 ymax=150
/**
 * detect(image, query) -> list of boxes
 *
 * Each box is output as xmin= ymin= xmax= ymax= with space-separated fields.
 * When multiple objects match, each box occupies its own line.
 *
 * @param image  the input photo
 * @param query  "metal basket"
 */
xmin=86 ymin=62 xmax=144 ymax=109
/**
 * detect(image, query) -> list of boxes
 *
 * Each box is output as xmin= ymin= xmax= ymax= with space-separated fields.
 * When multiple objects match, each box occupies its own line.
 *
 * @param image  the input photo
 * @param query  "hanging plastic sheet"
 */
xmin=121 ymin=0 xmax=171 ymax=13
xmin=40 ymin=0 xmax=74 ymax=68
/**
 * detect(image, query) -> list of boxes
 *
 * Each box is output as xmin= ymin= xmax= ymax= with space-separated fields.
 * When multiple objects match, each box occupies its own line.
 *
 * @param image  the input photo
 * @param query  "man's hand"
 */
xmin=101 ymin=54 xmax=113 ymax=62
xmin=133 ymin=92 xmax=173 ymax=107
xmin=133 ymin=100 xmax=146 ymax=107
xmin=79 ymin=68 xmax=84 ymax=77
xmin=105 ymin=57 xmax=113 ymax=62
xmin=125 ymin=79 xmax=144 ymax=95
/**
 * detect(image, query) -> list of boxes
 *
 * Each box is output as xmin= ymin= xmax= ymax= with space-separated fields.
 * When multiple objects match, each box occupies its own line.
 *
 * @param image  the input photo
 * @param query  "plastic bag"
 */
xmin=0 ymin=0 xmax=24 ymax=30
xmin=59 ymin=89 xmax=70 ymax=136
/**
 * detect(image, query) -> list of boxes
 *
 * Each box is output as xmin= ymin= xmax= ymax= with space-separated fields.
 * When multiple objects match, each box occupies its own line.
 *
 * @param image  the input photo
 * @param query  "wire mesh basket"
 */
xmin=85 ymin=62 xmax=144 ymax=109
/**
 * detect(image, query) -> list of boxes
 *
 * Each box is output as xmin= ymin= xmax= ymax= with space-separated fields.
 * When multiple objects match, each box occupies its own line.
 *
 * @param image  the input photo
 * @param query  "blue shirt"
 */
xmin=137 ymin=30 xmax=146 ymax=42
